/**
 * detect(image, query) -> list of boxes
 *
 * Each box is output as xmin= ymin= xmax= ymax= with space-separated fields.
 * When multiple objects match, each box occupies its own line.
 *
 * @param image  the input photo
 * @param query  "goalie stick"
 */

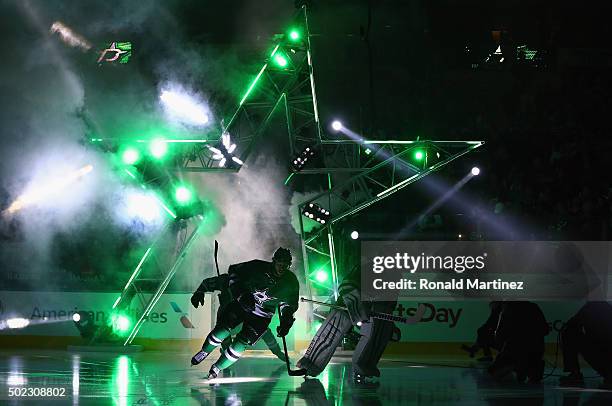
xmin=300 ymin=297 xmax=426 ymax=325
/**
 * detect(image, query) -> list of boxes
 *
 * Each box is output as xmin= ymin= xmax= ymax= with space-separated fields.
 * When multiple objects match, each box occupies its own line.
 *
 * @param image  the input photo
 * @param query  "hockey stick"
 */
xmin=300 ymin=297 xmax=426 ymax=325
xmin=214 ymin=240 xmax=220 ymax=277
xmin=278 ymin=305 xmax=307 ymax=376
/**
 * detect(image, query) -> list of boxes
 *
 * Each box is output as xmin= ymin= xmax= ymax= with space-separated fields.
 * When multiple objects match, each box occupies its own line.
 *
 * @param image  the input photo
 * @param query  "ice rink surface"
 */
xmin=1 ymin=350 xmax=611 ymax=405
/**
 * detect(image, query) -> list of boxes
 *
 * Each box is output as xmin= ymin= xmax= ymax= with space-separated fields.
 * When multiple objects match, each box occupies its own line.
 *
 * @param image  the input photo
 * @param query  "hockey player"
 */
xmin=190 ymin=262 xmax=287 ymax=362
xmin=560 ymin=301 xmax=612 ymax=387
xmin=297 ymin=265 xmax=398 ymax=383
xmin=488 ymin=301 xmax=550 ymax=383
xmin=190 ymin=247 xmax=299 ymax=379
xmin=462 ymin=301 xmax=503 ymax=362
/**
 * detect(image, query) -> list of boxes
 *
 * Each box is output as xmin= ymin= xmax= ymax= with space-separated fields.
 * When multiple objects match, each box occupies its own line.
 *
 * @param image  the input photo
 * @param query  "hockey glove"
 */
xmin=191 ymin=290 xmax=205 ymax=309
xmin=277 ymin=317 xmax=294 ymax=337
xmin=342 ymin=288 xmax=369 ymax=326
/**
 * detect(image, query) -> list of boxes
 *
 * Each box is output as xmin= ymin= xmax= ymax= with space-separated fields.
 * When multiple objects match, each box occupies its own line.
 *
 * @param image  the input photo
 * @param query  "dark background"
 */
xmin=1 ymin=0 xmax=611 ymax=291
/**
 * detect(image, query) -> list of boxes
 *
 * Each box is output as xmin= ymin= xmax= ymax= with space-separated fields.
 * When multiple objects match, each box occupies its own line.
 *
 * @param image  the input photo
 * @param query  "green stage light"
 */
xmin=414 ymin=150 xmax=424 ymax=161
xmin=111 ymin=313 xmax=131 ymax=335
xmin=315 ymin=270 xmax=328 ymax=283
xmin=174 ymin=186 xmax=193 ymax=205
xmin=150 ymin=139 xmax=167 ymax=159
xmin=289 ymin=29 xmax=300 ymax=41
xmin=273 ymin=53 xmax=288 ymax=68
xmin=122 ymin=148 xmax=140 ymax=165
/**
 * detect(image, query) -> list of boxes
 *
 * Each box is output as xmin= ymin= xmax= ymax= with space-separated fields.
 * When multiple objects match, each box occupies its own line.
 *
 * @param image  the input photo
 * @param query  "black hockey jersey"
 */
xmin=228 ymin=259 xmax=299 ymax=320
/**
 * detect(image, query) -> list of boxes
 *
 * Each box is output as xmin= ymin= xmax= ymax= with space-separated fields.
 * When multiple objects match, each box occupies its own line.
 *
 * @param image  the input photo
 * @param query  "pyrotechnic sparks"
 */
xmin=49 ymin=21 xmax=92 ymax=51
xmin=4 ymin=164 xmax=93 ymax=215
xmin=160 ymin=88 xmax=210 ymax=127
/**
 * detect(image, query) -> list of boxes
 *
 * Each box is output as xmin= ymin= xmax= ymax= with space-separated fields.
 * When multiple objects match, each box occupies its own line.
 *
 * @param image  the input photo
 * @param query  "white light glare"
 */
xmin=331 ymin=120 xmax=343 ymax=131
xmin=350 ymin=231 xmax=359 ymax=240
xmin=6 ymin=318 xmax=30 ymax=329
xmin=160 ymin=89 xmax=209 ymax=126
xmin=204 ymin=377 xmax=270 ymax=384
xmin=126 ymin=191 xmax=162 ymax=223
xmin=471 ymin=167 xmax=480 ymax=176
xmin=72 ymin=313 xmax=81 ymax=323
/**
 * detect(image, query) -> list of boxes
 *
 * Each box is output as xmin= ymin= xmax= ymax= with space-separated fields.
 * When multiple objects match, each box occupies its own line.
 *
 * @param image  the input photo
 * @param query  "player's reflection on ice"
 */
xmin=190 ymin=364 xmax=383 ymax=406
xmin=286 ymin=376 xmax=382 ymax=406
xmin=191 ymin=365 xmax=285 ymax=405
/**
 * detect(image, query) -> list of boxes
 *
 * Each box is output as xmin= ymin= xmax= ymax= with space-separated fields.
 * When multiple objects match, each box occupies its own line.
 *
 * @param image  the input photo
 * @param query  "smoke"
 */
xmin=0 ymin=0 xmax=300 ymax=292
xmin=0 ymin=1 xmax=164 ymax=289
xmin=180 ymin=151 xmax=299 ymax=283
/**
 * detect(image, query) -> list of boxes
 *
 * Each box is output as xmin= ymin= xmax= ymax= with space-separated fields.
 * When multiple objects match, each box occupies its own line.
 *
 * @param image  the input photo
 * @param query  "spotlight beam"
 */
xmin=301 ymin=141 xmax=483 ymax=236
xmin=395 ymin=172 xmax=474 ymax=237
xmin=400 ymin=171 xmax=532 ymax=239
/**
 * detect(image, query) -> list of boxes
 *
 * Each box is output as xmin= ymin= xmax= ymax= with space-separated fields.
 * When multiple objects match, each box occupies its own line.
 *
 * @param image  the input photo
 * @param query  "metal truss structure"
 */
xmin=100 ymin=217 xmax=203 ymax=346
xmin=298 ymin=140 xmax=483 ymax=299
xmin=179 ymin=7 xmax=321 ymax=172
xmin=107 ymin=6 xmax=483 ymax=344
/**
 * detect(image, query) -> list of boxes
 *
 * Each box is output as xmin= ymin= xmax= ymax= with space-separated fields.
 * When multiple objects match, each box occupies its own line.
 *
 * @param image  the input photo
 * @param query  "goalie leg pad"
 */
xmin=297 ymin=309 xmax=352 ymax=376
xmin=352 ymin=302 xmax=396 ymax=377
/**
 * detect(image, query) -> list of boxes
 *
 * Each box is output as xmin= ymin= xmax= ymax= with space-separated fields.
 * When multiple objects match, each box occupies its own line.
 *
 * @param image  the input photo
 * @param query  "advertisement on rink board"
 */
xmin=0 ymin=291 xmax=581 ymax=343
xmin=0 ymin=291 xmax=212 ymax=339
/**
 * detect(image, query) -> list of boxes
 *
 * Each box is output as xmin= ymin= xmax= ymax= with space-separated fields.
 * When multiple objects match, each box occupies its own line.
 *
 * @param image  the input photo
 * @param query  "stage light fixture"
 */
xmin=150 ymin=139 xmax=168 ymax=159
xmin=471 ymin=167 xmax=480 ymax=176
xmin=315 ymin=270 xmax=328 ymax=283
xmin=288 ymin=29 xmax=300 ymax=41
xmin=174 ymin=186 xmax=193 ymax=205
xmin=273 ymin=53 xmax=288 ymax=68
xmin=302 ymin=203 xmax=331 ymax=225
xmin=414 ymin=150 xmax=424 ymax=161
xmin=331 ymin=120 xmax=343 ymax=131
xmin=209 ymin=132 xmax=243 ymax=168
xmin=122 ymin=147 xmax=140 ymax=165
xmin=72 ymin=313 xmax=81 ymax=322
xmin=350 ymin=230 xmax=359 ymax=240
xmin=309 ymin=264 xmax=331 ymax=287
xmin=292 ymin=146 xmax=316 ymax=171
xmin=111 ymin=313 xmax=132 ymax=336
